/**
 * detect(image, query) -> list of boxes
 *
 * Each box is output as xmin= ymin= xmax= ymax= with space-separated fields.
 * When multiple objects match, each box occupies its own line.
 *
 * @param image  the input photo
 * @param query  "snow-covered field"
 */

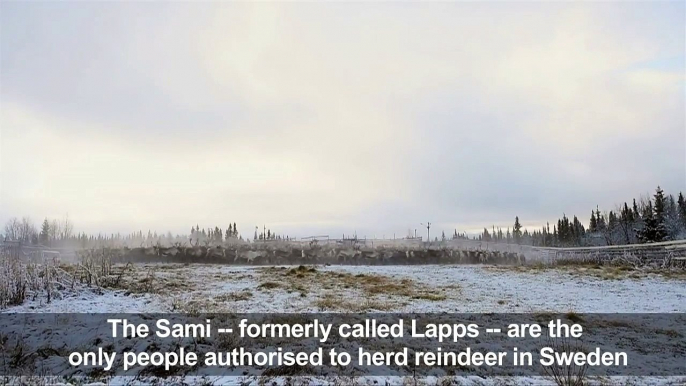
xmin=3 ymin=264 xmax=685 ymax=386
xmin=8 ymin=264 xmax=686 ymax=314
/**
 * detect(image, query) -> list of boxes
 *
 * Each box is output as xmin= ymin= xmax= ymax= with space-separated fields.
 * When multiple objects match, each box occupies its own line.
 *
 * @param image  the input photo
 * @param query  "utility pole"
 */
xmin=420 ymin=222 xmax=431 ymax=242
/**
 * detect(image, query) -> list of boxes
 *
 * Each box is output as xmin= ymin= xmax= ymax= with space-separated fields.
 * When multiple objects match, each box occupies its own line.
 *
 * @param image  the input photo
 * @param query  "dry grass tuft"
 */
xmin=565 ymin=312 xmax=584 ymax=324
xmin=216 ymin=290 xmax=253 ymax=302
xmin=257 ymin=281 xmax=283 ymax=290
xmin=313 ymin=294 xmax=396 ymax=312
xmin=256 ymin=266 xmax=454 ymax=311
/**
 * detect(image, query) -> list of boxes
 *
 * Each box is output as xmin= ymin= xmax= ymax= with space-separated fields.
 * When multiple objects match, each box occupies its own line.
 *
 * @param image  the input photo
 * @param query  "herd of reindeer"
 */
xmin=103 ymin=240 xmax=528 ymax=266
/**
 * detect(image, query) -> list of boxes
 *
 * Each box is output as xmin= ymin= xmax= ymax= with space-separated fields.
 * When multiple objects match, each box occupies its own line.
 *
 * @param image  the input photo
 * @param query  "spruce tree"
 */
xmin=553 ymin=225 xmax=558 ymax=246
xmin=513 ymin=216 xmax=522 ymax=244
xmin=678 ymin=192 xmax=686 ymax=227
xmin=665 ymin=194 xmax=680 ymax=239
xmin=653 ymin=186 xmax=669 ymax=241
xmin=619 ymin=202 xmax=634 ymax=244
xmin=40 ymin=218 xmax=50 ymax=245
xmin=654 ymin=186 xmax=666 ymax=224
xmin=637 ymin=188 xmax=669 ymax=243
xmin=595 ymin=207 xmax=606 ymax=232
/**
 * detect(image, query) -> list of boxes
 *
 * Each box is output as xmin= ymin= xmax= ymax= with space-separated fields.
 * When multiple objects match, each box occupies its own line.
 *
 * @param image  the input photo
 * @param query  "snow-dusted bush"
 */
xmin=0 ymin=252 xmax=69 ymax=309
xmin=542 ymin=335 xmax=589 ymax=386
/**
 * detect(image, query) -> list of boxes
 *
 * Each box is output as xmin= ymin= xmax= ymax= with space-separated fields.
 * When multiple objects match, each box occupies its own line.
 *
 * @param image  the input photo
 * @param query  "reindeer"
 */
xmin=206 ymin=245 xmax=225 ymax=259
xmin=159 ymin=246 xmax=178 ymax=257
xmin=185 ymin=244 xmax=204 ymax=259
xmin=142 ymin=242 xmax=158 ymax=257
xmin=244 ymin=250 xmax=263 ymax=264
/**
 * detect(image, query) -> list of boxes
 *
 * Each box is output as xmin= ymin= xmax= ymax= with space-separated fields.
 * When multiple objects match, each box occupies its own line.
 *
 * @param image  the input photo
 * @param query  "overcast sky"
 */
xmin=1 ymin=2 xmax=684 ymax=239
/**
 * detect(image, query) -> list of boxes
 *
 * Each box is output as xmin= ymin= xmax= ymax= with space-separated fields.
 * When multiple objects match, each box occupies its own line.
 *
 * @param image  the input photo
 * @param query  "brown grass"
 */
xmin=215 ymin=290 xmax=253 ymax=302
xmin=170 ymin=297 xmax=238 ymax=314
xmin=256 ymin=266 xmax=455 ymax=312
xmin=565 ymin=311 xmax=584 ymax=324
xmin=488 ymin=261 xmax=686 ymax=281
xmin=257 ymin=281 xmax=283 ymax=290
xmin=313 ymin=294 xmax=397 ymax=312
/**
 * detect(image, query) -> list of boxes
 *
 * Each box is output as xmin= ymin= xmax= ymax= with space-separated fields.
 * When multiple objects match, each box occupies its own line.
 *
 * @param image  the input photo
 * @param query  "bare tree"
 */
xmin=49 ymin=219 xmax=61 ymax=243
xmin=18 ymin=217 xmax=37 ymax=243
xmin=3 ymin=217 xmax=21 ymax=241
xmin=61 ymin=214 xmax=74 ymax=240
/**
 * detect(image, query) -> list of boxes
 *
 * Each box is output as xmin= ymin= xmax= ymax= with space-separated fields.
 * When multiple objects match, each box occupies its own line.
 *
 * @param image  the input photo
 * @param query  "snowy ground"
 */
xmin=7 ymin=264 xmax=686 ymax=314
xmin=2 ymin=264 xmax=685 ymax=386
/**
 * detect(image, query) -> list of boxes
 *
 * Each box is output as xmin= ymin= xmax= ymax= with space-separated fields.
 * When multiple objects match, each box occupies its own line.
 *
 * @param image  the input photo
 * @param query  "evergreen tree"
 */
xmin=664 ymin=194 xmax=681 ymax=239
xmin=678 ymin=192 xmax=686 ymax=227
xmin=595 ymin=206 xmax=606 ymax=232
xmin=589 ymin=211 xmax=597 ymax=233
xmin=641 ymin=200 xmax=653 ymax=220
xmin=653 ymin=186 xmax=669 ymax=241
xmin=40 ymin=218 xmax=50 ymax=245
xmin=638 ymin=187 xmax=669 ymax=243
xmin=618 ymin=202 xmax=634 ymax=244
xmin=513 ymin=216 xmax=522 ymax=244
xmin=654 ymin=186 xmax=666 ymax=224
xmin=552 ymin=225 xmax=558 ymax=246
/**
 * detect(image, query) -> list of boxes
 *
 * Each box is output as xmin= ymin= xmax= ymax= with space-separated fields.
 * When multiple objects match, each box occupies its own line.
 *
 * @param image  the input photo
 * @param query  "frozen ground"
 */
xmin=6 ymin=264 xmax=685 ymax=313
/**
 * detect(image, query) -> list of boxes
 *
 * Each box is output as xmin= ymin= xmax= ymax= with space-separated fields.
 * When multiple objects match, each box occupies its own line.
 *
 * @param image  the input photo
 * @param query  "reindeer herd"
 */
xmin=108 ymin=240 xmax=527 ymax=266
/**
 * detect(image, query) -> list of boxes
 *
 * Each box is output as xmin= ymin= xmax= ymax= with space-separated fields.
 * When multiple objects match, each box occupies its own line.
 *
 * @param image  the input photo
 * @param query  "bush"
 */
xmin=0 ymin=252 xmax=68 ymax=309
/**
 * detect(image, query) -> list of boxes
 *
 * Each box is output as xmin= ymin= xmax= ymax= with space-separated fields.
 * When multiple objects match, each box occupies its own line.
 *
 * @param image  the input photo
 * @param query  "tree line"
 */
xmin=3 ymin=185 xmax=685 ymax=249
xmin=0 ymin=216 xmax=296 ymax=248
xmin=472 ymin=186 xmax=685 ymax=247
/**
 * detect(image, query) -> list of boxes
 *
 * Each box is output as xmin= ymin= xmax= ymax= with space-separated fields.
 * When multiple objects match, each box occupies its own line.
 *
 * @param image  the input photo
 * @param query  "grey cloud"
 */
xmin=1 ymin=1 xmax=684 ymax=237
